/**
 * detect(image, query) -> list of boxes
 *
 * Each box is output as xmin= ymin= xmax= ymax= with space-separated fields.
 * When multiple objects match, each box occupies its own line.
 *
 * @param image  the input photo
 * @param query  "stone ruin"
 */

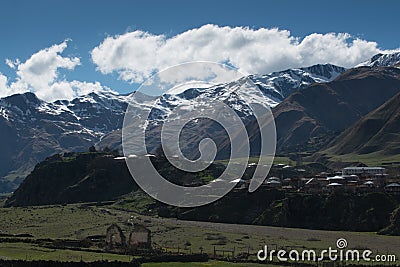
xmin=105 ymin=223 xmax=126 ymax=250
xmin=105 ymin=223 xmax=151 ymax=253
xmin=127 ymin=224 xmax=152 ymax=250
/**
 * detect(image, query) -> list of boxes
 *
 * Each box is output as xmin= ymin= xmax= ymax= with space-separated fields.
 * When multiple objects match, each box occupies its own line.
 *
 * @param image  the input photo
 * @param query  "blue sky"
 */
xmin=0 ymin=0 xmax=399 ymax=100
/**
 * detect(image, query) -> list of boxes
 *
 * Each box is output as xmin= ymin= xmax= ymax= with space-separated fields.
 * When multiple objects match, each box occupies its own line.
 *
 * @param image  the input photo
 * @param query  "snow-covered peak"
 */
xmin=0 ymin=63 xmax=347 ymax=133
xmin=248 ymin=63 xmax=345 ymax=100
xmin=357 ymin=52 xmax=400 ymax=68
xmin=139 ymin=63 xmax=346 ymax=124
xmin=0 ymin=90 xmax=129 ymax=138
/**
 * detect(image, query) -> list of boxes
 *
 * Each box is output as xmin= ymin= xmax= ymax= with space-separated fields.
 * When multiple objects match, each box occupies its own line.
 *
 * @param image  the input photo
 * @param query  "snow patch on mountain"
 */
xmin=1 ymin=63 xmax=345 ymax=129
xmin=357 ymin=52 xmax=400 ymax=68
xmin=141 ymin=63 xmax=346 ymax=124
xmin=249 ymin=64 xmax=345 ymax=101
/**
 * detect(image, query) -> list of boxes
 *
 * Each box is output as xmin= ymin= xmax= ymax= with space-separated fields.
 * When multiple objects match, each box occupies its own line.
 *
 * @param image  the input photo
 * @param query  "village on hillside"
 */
xmin=234 ymin=164 xmax=400 ymax=195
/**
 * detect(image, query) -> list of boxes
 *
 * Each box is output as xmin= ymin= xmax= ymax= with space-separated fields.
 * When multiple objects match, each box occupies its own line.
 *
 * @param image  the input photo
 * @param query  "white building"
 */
xmin=264 ymin=177 xmax=282 ymax=188
xmin=342 ymin=167 xmax=385 ymax=176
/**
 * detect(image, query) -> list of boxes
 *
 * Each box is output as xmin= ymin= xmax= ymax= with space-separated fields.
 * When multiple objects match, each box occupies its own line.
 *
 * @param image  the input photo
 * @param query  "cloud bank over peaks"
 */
xmin=91 ymin=24 xmax=386 ymax=84
xmin=1 ymin=24 xmax=398 ymax=102
xmin=0 ymin=40 xmax=112 ymax=102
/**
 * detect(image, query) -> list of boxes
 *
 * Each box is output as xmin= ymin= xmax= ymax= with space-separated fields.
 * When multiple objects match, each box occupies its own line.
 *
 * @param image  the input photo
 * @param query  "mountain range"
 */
xmin=1 ymin=52 xmax=400 ymax=193
xmin=98 ymin=63 xmax=346 ymax=159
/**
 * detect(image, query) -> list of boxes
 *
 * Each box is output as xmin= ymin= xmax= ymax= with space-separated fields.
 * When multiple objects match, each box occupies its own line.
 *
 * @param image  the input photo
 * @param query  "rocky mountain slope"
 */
xmin=272 ymin=66 xmax=400 ymax=154
xmin=4 ymin=150 xmax=227 ymax=207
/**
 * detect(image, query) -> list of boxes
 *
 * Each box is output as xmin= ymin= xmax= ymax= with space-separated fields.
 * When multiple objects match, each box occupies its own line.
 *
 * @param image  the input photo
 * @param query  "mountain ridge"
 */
xmin=97 ymin=64 xmax=346 ymax=155
xmin=272 ymin=66 xmax=400 ymax=154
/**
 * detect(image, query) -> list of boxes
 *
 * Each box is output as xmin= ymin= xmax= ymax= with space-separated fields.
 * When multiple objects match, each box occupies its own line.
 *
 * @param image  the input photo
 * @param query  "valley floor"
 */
xmin=0 ymin=202 xmax=399 ymax=265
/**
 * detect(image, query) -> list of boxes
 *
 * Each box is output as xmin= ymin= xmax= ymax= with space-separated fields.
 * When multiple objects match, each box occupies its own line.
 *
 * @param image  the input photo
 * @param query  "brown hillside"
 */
xmin=272 ymin=66 xmax=400 ymax=154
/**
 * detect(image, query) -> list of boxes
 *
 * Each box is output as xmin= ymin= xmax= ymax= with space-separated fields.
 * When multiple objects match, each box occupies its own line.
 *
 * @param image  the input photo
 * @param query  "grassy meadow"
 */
xmin=0 ymin=203 xmax=399 ymax=264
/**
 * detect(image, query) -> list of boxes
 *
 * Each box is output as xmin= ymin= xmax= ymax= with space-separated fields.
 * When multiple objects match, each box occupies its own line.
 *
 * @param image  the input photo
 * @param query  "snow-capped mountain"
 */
xmin=0 ymin=91 xmax=129 ymax=137
xmin=0 ymin=91 xmax=129 ymax=192
xmin=0 ymin=63 xmax=345 ymax=193
xmin=249 ymin=64 xmax=345 ymax=105
xmin=143 ymin=63 xmax=346 ymax=123
xmin=99 ymin=63 xmax=346 ymax=158
xmin=357 ymin=52 xmax=400 ymax=67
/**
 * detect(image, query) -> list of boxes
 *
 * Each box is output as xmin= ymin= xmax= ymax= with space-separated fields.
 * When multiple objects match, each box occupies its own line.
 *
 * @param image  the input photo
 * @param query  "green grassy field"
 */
xmin=321 ymin=150 xmax=400 ymax=166
xmin=0 ymin=203 xmax=399 ymax=265
xmin=217 ymin=156 xmax=295 ymax=166
xmin=0 ymin=205 xmax=122 ymax=239
xmin=217 ymin=150 xmax=400 ymax=168
xmin=0 ymin=242 xmax=132 ymax=262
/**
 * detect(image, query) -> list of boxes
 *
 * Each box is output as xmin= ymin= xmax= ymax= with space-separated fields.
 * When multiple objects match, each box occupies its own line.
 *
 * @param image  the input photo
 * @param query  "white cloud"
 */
xmin=0 ymin=74 xmax=8 ymax=93
xmin=1 ymin=25 xmax=397 ymax=102
xmin=16 ymin=41 xmax=80 ymax=93
xmin=0 ymin=74 xmax=29 ymax=98
xmin=1 ymin=41 xmax=112 ymax=102
xmin=5 ymin=58 xmax=20 ymax=69
xmin=91 ymin=24 xmax=387 ymax=84
xmin=43 ymin=81 xmax=76 ymax=101
xmin=69 ymin=81 xmax=108 ymax=96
